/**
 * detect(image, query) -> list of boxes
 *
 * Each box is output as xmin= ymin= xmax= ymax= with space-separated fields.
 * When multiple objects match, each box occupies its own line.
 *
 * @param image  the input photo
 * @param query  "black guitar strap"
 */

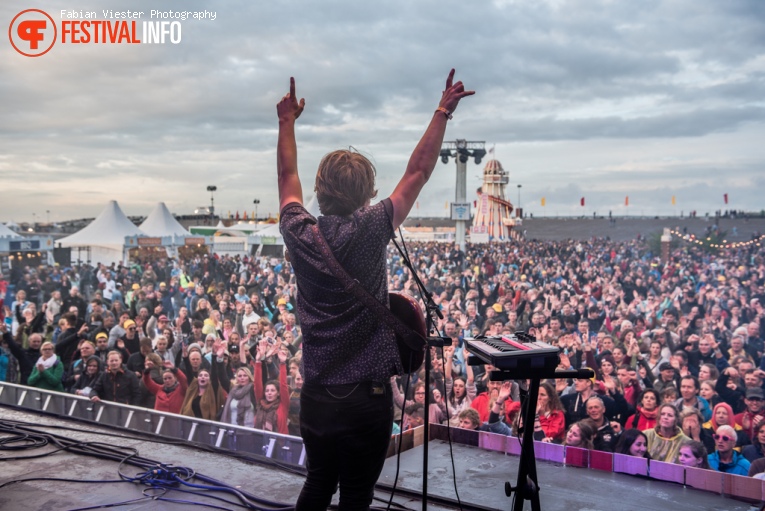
xmin=310 ymin=223 xmax=424 ymax=351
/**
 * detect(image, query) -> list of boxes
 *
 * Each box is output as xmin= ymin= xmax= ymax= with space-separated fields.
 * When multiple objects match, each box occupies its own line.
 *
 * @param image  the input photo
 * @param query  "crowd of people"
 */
xmin=2 ymin=232 xmax=765 ymax=481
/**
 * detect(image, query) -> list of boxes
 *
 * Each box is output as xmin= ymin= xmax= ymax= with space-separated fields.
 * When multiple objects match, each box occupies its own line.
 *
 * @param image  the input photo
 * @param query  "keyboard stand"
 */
xmin=488 ymin=368 xmax=593 ymax=511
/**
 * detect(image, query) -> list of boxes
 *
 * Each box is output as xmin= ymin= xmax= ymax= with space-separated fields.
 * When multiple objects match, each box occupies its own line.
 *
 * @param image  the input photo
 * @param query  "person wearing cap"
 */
xmin=94 ymin=332 xmax=110 ymax=363
xmin=735 ymin=387 xmax=765 ymax=441
xmin=118 ymin=319 xmax=140 ymax=358
xmin=652 ymin=362 xmax=680 ymax=394
xmin=126 ymin=283 xmax=141 ymax=306
xmin=708 ymin=424 xmax=751 ymax=475
xmin=146 ymin=313 xmax=170 ymax=340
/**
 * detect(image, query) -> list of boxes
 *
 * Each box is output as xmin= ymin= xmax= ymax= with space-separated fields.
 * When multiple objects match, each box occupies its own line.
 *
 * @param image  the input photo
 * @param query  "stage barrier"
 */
xmin=430 ymin=423 xmax=765 ymax=504
xmin=0 ymin=381 xmax=307 ymax=467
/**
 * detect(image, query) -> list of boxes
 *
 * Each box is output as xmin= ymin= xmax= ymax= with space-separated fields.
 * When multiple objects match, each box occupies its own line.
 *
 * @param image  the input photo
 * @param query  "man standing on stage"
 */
xmin=277 ymin=71 xmax=473 ymax=510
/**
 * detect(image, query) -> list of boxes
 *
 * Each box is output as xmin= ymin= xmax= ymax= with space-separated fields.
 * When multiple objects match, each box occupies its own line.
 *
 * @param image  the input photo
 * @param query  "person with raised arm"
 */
xmin=277 ymin=70 xmax=473 ymax=510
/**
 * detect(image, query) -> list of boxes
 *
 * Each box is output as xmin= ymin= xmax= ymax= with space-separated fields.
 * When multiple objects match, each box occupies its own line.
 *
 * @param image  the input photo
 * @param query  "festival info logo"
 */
xmin=9 ymin=9 xmax=57 ymax=57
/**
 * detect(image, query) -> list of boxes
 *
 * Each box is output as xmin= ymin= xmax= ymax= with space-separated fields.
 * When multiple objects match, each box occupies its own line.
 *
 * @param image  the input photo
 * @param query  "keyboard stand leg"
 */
xmin=507 ymin=378 xmax=541 ymax=511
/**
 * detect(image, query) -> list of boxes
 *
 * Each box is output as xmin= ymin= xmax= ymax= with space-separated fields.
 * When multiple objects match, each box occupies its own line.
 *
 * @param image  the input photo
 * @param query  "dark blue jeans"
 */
xmin=296 ymin=381 xmax=393 ymax=511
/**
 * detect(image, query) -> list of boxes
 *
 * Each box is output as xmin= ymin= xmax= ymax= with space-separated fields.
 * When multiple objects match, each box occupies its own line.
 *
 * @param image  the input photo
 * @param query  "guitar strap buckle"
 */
xmin=343 ymin=278 xmax=360 ymax=293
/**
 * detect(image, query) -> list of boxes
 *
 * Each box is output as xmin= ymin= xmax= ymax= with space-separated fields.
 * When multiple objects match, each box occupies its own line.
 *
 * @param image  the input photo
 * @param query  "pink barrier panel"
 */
xmin=479 ymin=431 xmax=507 ymax=453
xmin=648 ymin=460 xmax=684 ymax=484
xmin=589 ymin=450 xmax=613 ymax=472
xmin=564 ymin=446 xmax=589 ymax=468
xmin=536 ymin=441 xmax=564 ymax=464
xmin=613 ymin=453 xmax=648 ymax=477
xmin=685 ymin=466 xmax=723 ymax=494
xmin=723 ymin=473 xmax=762 ymax=501
xmin=506 ymin=436 xmax=523 ymax=456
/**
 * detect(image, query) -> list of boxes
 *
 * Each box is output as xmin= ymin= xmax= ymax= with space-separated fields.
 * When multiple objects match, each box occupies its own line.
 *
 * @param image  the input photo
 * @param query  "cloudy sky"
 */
xmin=2 ymin=0 xmax=763 ymax=223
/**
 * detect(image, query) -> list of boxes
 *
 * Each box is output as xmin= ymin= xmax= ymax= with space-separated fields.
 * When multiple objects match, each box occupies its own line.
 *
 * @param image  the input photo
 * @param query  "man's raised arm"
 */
xmin=389 ymin=69 xmax=474 ymax=230
xmin=276 ymin=77 xmax=306 ymax=211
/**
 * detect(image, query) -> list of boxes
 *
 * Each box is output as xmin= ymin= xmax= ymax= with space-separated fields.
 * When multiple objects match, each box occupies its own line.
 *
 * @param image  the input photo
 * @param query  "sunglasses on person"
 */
xmin=713 ymin=434 xmax=733 ymax=442
xmin=127 ymin=327 xmax=136 ymax=331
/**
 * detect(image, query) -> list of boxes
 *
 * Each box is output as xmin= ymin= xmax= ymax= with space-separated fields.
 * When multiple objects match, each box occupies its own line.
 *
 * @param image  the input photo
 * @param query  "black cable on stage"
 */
xmin=0 ymin=420 xmax=407 ymax=511
xmin=0 ymin=416 xmax=307 ymax=479
xmin=0 ymin=417 xmax=411 ymax=511
xmin=0 ymin=419 xmax=294 ymax=511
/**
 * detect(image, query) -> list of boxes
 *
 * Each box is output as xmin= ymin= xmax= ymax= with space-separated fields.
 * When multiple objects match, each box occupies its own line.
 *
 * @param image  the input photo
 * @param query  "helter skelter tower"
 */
xmin=472 ymin=159 xmax=515 ymax=240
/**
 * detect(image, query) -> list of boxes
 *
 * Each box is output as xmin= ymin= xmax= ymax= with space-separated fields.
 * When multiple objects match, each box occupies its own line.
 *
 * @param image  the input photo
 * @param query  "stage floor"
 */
xmin=0 ymin=407 xmax=755 ymax=511
xmin=379 ymin=439 xmax=754 ymax=511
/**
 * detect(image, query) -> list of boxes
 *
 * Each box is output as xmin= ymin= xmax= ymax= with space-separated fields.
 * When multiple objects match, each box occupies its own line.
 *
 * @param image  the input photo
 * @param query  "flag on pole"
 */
xmin=671 ymin=196 xmax=676 ymax=206
xmin=243 ymin=211 xmax=248 ymax=220
xmin=541 ymin=197 xmax=546 ymax=207
xmin=488 ymin=145 xmax=495 ymax=155
xmin=580 ymin=197 xmax=585 ymax=207
xmin=625 ymin=196 xmax=629 ymax=206
xmin=724 ymin=193 xmax=729 ymax=204
xmin=445 ymin=201 xmax=449 ymax=209
xmin=416 ymin=201 xmax=419 ymax=209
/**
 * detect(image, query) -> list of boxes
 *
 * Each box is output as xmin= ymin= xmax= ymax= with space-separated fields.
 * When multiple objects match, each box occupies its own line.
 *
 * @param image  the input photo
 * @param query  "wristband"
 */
xmin=436 ymin=106 xmax=453 ymax=120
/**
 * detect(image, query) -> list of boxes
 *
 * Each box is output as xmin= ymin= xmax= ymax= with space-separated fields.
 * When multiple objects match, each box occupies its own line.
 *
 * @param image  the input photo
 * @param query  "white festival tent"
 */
xmin=58 ymin=200 xmax=145 ymax=265
xmin=139 ymin=202 xmax=190 ymax=237
xmin=249 ymin=195 xmax=323 ymax=256
xmin=0 ymin=223 xmax=22 ymax=238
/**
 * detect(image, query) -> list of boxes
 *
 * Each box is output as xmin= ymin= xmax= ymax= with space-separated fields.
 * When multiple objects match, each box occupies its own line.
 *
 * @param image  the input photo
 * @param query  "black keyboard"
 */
xmin=465 ymin=333 xmax=559 ymax=372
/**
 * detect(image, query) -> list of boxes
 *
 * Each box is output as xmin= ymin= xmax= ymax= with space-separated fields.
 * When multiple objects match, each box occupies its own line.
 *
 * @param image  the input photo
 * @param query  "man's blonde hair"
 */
xmin=314 ymin=150 xmax=377 ymax=216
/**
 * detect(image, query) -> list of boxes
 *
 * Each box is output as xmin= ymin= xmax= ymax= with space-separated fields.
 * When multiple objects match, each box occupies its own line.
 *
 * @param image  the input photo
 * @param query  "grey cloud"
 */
xmin=1 ymin=0 xmax=763 ymax=221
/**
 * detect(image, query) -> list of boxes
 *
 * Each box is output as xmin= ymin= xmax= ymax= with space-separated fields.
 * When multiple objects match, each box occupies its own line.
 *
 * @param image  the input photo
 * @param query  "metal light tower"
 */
xmin=517 ymin=184 xmax=522 ymax=217
xmin=440 ymin=139 xmax=486 ymax=252
xmin=253 ymin=198 xmax=260 ymax=221
xmin=206 ymin=185 xmax=217 ymax=222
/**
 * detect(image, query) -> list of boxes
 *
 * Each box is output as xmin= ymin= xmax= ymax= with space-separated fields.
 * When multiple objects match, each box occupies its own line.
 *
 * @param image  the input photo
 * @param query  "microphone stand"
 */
xmin=391 ymin=236 xmax=444 ymax=511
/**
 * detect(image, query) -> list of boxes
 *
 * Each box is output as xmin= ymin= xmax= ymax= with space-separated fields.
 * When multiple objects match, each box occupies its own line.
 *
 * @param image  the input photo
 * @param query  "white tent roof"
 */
xmin=139 ymin=202 xmax=190 ymax=237
xmin=0 ymin=223 xmax=21 ymax=238
xmin=305 ymin=195 xmax=321 ymax=217
xmin=59 ymin=200 xmax=145 ymax=247
xmin=255 ymin=222 xmax=282 ymax=238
